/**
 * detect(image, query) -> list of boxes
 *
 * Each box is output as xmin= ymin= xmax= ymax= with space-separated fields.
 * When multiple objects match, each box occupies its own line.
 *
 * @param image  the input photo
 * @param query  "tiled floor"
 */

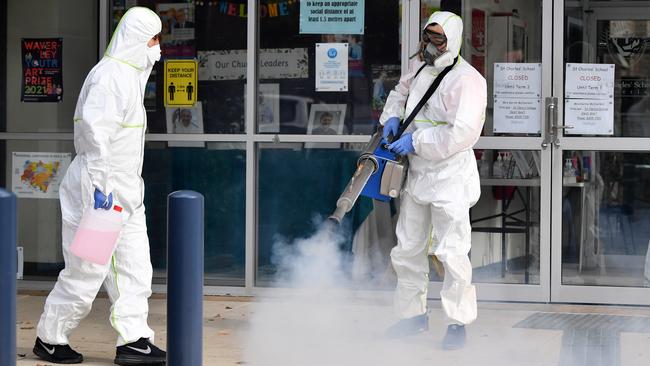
xmin=14 ymin=293 xmax=650 ymax=366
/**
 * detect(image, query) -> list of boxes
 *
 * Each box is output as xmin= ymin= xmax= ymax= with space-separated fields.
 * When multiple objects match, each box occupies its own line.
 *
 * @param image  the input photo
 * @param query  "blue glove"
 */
xmin=382 ymin=117 xmax=401 ymax=143
xmin=93 ymin=188 xmax=113 ymax=210
xmin=388 ymin=133 xmax=415 ymax=155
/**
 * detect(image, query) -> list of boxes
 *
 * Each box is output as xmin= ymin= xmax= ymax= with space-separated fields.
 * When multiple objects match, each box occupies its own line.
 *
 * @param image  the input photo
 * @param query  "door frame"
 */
xmin=416 ymin=0 xmax=554 ymax=302
xmin=550 ymin=1 xmax=650 ymax=305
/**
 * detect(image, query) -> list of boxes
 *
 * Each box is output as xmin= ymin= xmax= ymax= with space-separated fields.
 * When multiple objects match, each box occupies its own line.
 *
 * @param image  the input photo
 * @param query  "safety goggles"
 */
xmin=422 ymin=29 xmax=447 ymax=46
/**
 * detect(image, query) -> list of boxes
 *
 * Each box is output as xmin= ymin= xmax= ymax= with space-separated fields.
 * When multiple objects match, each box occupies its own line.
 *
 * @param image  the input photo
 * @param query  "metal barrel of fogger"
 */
xmin=329 ymin=132 xmax=383 ymax=224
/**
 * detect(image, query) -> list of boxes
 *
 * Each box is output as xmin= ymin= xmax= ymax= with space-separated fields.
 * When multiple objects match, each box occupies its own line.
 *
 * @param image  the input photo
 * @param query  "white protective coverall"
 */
xmin=37 ymin=7 xmax=162 ymax=346
xmin=380 ymin=11 xmax=487 ymax=325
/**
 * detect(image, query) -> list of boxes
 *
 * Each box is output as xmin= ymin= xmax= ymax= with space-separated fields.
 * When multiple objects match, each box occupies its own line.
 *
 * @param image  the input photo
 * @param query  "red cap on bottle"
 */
xmin=113 ymin=205 xmax=123 ymax=212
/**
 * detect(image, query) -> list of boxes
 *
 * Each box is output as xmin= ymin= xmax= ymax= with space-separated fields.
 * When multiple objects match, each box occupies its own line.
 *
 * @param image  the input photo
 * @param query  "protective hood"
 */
xmin=423 ymin=11 xmax=463 ymax=59
xmin=104 ymin=7 xmax=162 ymax=71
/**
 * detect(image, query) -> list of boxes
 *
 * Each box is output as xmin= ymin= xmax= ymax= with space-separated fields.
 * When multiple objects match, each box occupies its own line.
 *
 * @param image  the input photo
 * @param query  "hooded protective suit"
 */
xmin=380 ymin=11 xmax=487 ymax=325
xmin=37 ymin=7 xmax=162 ymax=346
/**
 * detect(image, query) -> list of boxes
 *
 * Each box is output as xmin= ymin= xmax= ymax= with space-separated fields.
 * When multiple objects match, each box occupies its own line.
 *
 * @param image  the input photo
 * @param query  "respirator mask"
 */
xmin=146 ymin=44 xmax=161 ymax=65
xmin=418 ymin=28 xmax=453 ymax=68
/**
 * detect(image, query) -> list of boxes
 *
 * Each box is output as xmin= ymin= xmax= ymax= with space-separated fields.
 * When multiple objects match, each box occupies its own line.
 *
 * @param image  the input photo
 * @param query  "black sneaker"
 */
xmin=442 ymin=324 xmax=466 ymax=350
xmin=114 ymin=337 xmax=166 ymax=365
xmin=33 ymin=337 xmax=83 ymax=364
xmin=385 ymin=313 xmax=429 ymax=338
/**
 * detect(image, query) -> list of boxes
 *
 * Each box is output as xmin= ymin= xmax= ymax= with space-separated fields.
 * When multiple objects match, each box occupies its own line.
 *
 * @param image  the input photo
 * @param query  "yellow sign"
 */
xmin=164 ymin=59 xmax=198 ymax=107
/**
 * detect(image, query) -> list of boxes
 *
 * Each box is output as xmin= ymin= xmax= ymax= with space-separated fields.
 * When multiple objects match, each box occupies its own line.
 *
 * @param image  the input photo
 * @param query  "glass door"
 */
xmin=552 ymin=1 xmax=650 ymax=305
xmin=419 ymin=0 xmax=554 ymax=302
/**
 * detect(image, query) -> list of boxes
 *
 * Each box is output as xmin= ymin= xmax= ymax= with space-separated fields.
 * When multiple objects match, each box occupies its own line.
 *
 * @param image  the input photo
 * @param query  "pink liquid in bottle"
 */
xmin=70 ymin=205 xmax=123 ymax=265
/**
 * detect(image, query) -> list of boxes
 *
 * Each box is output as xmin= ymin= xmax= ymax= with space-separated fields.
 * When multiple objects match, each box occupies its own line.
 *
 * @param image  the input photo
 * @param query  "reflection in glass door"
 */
xmin=419 ymin=0 xmax=553 ymax=302
xmin=552 ymin=2 xmax=650 ymax=305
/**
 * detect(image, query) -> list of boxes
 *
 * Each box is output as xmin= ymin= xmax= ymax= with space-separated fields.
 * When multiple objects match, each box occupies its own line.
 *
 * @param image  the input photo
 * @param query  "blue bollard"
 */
xmin=167 ymin=190 xmax=204 ymax=366
xmin=0 ymin=189 xmax=17 ymax=366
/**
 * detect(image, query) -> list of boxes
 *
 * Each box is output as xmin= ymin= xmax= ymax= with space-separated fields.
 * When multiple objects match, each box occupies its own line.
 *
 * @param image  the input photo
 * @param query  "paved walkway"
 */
xmin=15 ymin=293 xmax=650 ymax=366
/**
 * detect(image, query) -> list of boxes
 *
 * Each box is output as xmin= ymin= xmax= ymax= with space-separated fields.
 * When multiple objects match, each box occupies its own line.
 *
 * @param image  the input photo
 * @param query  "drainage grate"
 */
xmin=514 ymin=312 xmax=650 ymax=366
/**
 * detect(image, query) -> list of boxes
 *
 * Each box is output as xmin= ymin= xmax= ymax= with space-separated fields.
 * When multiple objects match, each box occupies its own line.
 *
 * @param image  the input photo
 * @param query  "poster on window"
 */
xmin=165 ymin=101 xmax=205 ymax=147
xmin=198 ymin=48 xmax=308 ymax=80
xmin=564 ymin=99 xmax=614 ymax=135
xmin=493 ymin=63 xmax=542 ymax=99
xmin=157 ymin=3 xmax=195 ymax=58
xmin=21 ymin=38 xmax=63 ymax=103
xmin=300 ymin=0 xmax=364 ymax=34
xmin=565 ymin=63 xmax=615 ymax=99
xmin=493 ymin=98 xmax=542 ymax=134
xmin=12 ymin=152 xmax=71 ymax=199
xmin=315 ymin=43 xmax=348 ymax=92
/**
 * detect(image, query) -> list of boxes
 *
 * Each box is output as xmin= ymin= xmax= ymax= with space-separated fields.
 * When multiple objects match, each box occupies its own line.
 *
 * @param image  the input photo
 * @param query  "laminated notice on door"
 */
xmin=564 ymin=99 xmax=614 ymax=135
xmin=564 ymin=63 xmax=615 ymax=135
xmin=491 ymin=63 xmax=542 ymax=134
xmin=493 ymin=98 xmax=542 ymax=134
xmin=565 ymin=63 xmax=615 ymax=99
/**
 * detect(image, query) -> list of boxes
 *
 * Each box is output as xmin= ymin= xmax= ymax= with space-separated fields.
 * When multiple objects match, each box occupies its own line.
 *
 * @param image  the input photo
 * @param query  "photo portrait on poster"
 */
xmin=21 ymin=38 xmax=63 ymax=102
xmin=166 ymin=101 xmax=204 ymax=134
xmin=166 ymin=102 xmax=204 ymax=147
xmin=306 ymin=104 xmax=346 ymax=148
xmin=157 ymin=3 xmax=195 ymax=58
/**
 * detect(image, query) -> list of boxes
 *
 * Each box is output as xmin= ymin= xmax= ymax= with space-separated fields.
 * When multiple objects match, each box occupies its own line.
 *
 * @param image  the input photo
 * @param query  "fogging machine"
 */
xmin=329 ymin=60 xmax=455 ymax=224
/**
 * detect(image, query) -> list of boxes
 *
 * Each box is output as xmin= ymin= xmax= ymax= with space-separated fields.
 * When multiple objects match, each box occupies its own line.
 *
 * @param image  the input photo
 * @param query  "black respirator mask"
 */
xmin=419 ymin=29 xmax=450 ymax=66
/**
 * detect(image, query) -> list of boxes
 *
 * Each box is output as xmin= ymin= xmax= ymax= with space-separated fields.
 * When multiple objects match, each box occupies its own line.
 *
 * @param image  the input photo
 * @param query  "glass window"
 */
xmin=565 ymin=3 xmax=650 ymax=137
xmin=111 ymin=1 xmax=247 ymax=134
xmin=256 ymin=142 xmax=378 ymax=285
xmin=2 ymin=140 xmax=75 ymax=279
xmin=562 ymin=150 xmax=650 ymax=287
xmin=143 ymin=142 xmax=246 ymax=286
xmin=3 ymin=0 xmax=98 ymax=133
xmin=257 ymin=0 xmax=402 ymax=135
xmin=469 ymin=149 xmax=541 ymax=285
xmin=421 ymin=1 xmax=544 ymax=137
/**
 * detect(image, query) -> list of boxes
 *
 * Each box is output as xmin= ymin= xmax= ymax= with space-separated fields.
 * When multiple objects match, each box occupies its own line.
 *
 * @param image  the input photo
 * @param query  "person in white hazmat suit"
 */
xmin=33 ymin=7 xmax=166 ymax=365
xmin=381 ymin=11 xmax=487 ymax=350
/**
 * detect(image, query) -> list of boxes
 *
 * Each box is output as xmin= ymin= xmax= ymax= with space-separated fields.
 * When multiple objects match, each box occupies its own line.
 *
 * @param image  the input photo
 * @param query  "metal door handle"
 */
xmin=542 ymin=97 xmax=557 ymax=148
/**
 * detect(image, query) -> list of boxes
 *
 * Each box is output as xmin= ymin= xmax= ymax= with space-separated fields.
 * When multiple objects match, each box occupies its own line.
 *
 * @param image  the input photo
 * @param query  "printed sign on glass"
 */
xmin=21 ymin=38 xmax=63 ymax=102
xmin=12 ymin=152 xmax=71 ymax=199
xmin=300 ymin=0 xmax=364 ymax=34
xmin=165 ymin=59 xmax=198 ymax=107
xmin=198 ymin=48 xmax=309 ymax=81
xmin=565 ymin=63 xmax=615 ymax=99
xmin=315 ymin=43 xmax=348 ymax=92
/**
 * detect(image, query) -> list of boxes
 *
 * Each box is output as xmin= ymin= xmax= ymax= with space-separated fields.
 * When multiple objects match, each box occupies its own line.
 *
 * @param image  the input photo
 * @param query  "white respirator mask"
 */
xmin=146 ymin=44 xmax=161 ymax=65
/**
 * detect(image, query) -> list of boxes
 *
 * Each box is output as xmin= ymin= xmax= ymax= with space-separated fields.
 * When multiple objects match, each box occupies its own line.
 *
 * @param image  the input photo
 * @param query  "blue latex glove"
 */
xmin=388 ymin=133 xmax=415 ymax=155
xmin=93 ymin=188 xmax=113 ymax=210
xmin=382 ymin=117 xmax=401 ymax=143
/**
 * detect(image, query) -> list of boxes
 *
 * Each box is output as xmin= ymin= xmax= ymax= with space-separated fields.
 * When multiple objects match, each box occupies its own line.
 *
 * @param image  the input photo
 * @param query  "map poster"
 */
xmin=12 ymin=152 xmax=71 ymax=199
xmin=21 ymin=38 xmax=63 ymax=102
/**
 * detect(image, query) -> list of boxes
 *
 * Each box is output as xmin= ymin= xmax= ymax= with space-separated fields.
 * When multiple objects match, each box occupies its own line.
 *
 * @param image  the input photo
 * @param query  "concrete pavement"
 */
xmin=14 ymin=293 xmax=650 ymax=366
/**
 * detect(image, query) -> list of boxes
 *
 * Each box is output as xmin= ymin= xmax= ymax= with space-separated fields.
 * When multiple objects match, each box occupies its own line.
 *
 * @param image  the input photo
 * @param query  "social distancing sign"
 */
xmin=164 ymin=59 xmax=198 ymax=107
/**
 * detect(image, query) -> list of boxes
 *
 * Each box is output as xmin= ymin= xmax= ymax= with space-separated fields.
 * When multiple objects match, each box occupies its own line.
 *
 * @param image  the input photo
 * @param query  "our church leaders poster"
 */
xmin=21 ymin=38 xmax=63 ymax=102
